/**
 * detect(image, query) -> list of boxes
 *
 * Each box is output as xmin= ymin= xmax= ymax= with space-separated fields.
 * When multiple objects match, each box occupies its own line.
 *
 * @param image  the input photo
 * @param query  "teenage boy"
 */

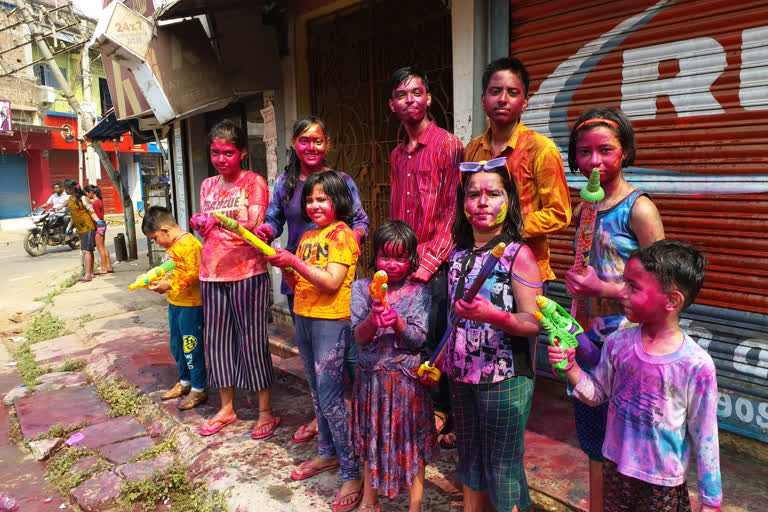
xmin=388 ymin=66 xmax=464 ymax=446
xmin=465 ymin=57 xmax=571 ymax=282
xmin=549 ymin=240 xmax=722 ymax=512
xmin=142 ymin=206 xmax=207 ymax=410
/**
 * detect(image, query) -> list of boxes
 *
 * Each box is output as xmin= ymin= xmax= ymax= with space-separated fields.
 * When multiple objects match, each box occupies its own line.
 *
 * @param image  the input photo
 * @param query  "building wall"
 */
xmin=26 ymin=150 xmax=51 ymax=207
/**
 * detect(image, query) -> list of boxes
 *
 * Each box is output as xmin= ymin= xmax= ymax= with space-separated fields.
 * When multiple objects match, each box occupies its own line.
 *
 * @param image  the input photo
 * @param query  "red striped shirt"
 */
xmin=389 ymin=122 xmax=464 ymax=275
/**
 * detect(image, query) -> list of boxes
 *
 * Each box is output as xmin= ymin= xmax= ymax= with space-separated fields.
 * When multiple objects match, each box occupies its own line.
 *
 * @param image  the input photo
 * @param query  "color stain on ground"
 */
xmin=267 ymin=483 xmax=293 ymax=503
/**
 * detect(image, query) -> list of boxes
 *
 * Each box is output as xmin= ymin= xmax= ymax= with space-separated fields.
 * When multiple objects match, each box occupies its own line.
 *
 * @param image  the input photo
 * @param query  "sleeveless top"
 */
xmin=574 ymin=189 xmax=648 ymax=345
xmin=446 ymin=234 xmax=534 ymax=384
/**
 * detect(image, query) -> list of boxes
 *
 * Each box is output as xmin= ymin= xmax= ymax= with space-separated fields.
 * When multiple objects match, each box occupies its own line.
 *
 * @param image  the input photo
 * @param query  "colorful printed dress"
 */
xmin=572 ymin=189 xmax=649 ymax=462
xmin=350 ymin=279 xmax=438 ymax=498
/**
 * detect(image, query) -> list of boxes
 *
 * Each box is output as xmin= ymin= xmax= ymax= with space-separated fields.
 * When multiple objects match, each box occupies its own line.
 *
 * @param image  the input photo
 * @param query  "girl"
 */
xmin=445 ymin=158 xmax=542 ymax=512
xmin=255 ymin=115 xmax=369 ymax=443
xmin=266 ymin=170 xmax=362 ymax=512
xmin=565 ymin=107 xmax=664 ymax=512
xmin=63 ymin=179 xmax=104 ymax=283
xmin=350 ymin=220 xmax=438 ymax=512
xmin=189 ymin=120 xmax=279 ymax=440
xmin=84 ymin=185 xmax=113 ymax=275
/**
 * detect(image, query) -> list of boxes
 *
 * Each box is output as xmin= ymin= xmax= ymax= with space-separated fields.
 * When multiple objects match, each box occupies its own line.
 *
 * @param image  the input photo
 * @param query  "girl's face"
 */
xmin=292 ymin=123 xmax=328 ymax=172
xmin=86 ymin=191 xmax=95 ymax=200
xmin=376 ymin=242 xmax=411 ymax=283
xmin=305 ymin=184 xmax=336 ymax=227
xmin=463 ymin=171 xmax=509 ymax=234
xmin=575 ymin=126 xmax=625 ymax=184
xmin=210 ymin=138 xmax=246 ymax=177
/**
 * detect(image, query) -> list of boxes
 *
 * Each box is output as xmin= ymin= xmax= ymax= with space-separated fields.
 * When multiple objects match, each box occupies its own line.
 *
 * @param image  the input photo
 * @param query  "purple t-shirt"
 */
xmin=573 ymin=325 xmax=722 ymax=507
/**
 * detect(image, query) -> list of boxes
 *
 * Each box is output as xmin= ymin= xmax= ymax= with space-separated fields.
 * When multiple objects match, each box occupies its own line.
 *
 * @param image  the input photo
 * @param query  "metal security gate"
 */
xmin=0 ymin=154 xmax=30 ymax=218
xmin=307 ymin=0 xmax=454 ymax=278
xmin=513 ymin=0 xmax=768 ymax=442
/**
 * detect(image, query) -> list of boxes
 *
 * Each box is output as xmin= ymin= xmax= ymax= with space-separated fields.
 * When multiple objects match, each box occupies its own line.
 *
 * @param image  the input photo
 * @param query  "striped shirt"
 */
xmin=465 ymin=122 xmax=571 ymax=281
xmin=389 ymin=122 xmax=464 ymax=275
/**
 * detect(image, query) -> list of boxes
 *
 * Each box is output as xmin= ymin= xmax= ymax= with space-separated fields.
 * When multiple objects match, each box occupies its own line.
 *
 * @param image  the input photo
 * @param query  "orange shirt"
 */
xmin=293 ymin=221 xmax=359 ymax=320
xmin=165 ymin=232 xmax=202 ymax=307
xmin=465 ymin=122 xmax=571 ymax=280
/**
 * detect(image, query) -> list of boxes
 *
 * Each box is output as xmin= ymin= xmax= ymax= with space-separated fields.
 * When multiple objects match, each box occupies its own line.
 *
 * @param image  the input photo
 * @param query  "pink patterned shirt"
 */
xmin=198 ymin=171 xmax=268 ymax=282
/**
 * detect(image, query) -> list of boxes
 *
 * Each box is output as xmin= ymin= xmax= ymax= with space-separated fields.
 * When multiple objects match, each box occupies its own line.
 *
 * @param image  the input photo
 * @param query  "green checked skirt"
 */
xmin=450 ymin=375 xmax=534 ymax=511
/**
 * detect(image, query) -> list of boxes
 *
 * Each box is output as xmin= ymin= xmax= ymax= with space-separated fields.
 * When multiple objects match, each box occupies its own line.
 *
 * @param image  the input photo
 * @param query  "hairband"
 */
xmin=574 ymin=118 xmax=619 ymax=132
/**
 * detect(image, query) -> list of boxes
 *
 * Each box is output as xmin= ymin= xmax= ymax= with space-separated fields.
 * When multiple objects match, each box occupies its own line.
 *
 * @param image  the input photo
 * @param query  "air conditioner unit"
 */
xmin=38 ymin=85 xmax=56 ymax=105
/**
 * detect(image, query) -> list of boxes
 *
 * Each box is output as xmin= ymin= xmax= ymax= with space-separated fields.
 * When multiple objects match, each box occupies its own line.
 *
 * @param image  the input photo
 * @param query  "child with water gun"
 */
xmin=565 ymin=108 xmax=665 ymax=511
xmin=141 ymin=206 xmax=206 ymax=410
xmin=349 ymin=221 xmax=437 ymax=512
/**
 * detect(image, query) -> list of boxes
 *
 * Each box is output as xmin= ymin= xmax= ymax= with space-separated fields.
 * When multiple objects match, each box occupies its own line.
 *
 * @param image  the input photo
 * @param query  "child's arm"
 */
xmin=350 ymin=280 xmax=378 ymax=345
xmin=454 ymin=245 xmax=541 ymax=337
xmin=266 ymin=249 xmax=349 ymax=294
xmin=687 ymin=364 xmax=723 ymax=510
xmin=553 ymin=330 xmax=622 ymax=406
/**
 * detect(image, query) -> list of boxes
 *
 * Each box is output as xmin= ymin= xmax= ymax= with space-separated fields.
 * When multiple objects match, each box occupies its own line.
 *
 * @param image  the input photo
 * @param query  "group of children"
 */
xmin=137 ymin=100 xmax=721 ymax=512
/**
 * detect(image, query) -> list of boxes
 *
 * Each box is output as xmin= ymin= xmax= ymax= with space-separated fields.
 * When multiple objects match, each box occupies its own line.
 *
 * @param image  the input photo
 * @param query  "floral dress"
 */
xmin=350 ymin=279 xmax=438 ymax=498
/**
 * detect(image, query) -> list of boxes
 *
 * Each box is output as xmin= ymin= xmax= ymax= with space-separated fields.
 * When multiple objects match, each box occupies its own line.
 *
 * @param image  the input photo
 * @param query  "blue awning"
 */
xmin=84 ymin=108 xmax=155 ymax=144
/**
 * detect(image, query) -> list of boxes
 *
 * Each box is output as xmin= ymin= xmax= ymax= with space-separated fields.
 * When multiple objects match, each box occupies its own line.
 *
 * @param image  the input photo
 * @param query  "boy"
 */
xmin=549 ymin=240 xmax=721 ymax=512
xmin=142 ymin=206 xmax=207 ymax=410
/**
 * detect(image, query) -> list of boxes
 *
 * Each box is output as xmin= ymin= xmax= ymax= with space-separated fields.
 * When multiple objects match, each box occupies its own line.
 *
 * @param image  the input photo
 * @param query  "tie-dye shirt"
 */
xmin=165 ymin=232 xmax=202 ymax=307
xmin=572 ymin=325 xmax=722 ymax=507
xmin=293 ymin=221 xmax=359 ymax=320
xmin=574 ymin=189 xmax=647 ymax=347
xmin=198 ymin=171 xmax=268 ymax=281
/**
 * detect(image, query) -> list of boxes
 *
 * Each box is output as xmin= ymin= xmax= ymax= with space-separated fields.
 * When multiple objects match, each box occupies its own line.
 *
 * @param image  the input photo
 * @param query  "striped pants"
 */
xmin=201 ymin=273 xmax=274 ymax=391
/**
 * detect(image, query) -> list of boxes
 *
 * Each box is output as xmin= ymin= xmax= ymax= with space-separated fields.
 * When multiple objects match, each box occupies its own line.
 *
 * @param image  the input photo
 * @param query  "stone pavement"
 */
xmin=1 ymin=265 xmax=767 ymax=511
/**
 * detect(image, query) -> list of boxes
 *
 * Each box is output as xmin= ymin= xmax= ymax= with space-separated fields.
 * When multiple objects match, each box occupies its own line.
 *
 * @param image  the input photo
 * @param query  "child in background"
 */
xmin=445 ymin=158 xmax=542 ymax=512
xmin=549 ymin=240 xmax=721 ymax=512
xmin=63 ymin=178 xmax=104 ymax=283
xmin=565 ymin=107 xmax=665 ymax=511
xmin=266 ymin=170 xmax=362 ymax=512
xmin=84 ymin=184 xmax=114 ymax=275
xmin=350 ymin=220 xmax=438 ymax=512
xmin=142 ymin=206 xmax=207 ymax=410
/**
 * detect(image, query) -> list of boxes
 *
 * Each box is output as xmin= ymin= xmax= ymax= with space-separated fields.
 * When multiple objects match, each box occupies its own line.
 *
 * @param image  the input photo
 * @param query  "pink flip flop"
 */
xmin=251 ymin=416 xmax=280 ymax=440
xmin=290 ymin=459 xmax=340 ymax=481
xmin=200 ymin=415 xmax=237 ymax=436
xmin=290 ymin=423 xmax=318 ymax=443
xmin=331 ymin=487 xmax=363 ymax=512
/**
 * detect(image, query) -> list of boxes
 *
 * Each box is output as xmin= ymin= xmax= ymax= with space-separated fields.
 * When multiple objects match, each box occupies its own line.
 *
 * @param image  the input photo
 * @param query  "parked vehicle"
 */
xmin=23 ymin=206 xmax=79 ymax=257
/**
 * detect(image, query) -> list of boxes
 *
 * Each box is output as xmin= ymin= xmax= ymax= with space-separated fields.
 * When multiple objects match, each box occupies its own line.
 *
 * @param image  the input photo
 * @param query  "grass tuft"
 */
xmin=93 ymin=377 xmax=144 ymax=418
xmin=24 ymin=311 xmax=65 ymax=343
xmin=119 ymin=464 xmax=228 ymax=512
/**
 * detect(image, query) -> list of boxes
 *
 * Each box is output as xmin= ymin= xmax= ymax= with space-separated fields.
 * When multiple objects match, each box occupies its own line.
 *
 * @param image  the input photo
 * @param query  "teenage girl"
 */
xmin=565 ymin=107 xmax=665 ymax=512
xmin=266 ymin=170 xmax=362 ymax=512
xmin=350 ymin=220 xmax=438 ymax=512
xmin=255 ymin=115 xmax=369 ymax=443
xmin=64 ymin=178 xmax=104 ymax=283
xmin=189 ymin=120 xmax=278 ymax=440
xmin=445 ymin=158 xmax=542 ymax=512
xmin=84 ymin=185 xmax=113 ymax=274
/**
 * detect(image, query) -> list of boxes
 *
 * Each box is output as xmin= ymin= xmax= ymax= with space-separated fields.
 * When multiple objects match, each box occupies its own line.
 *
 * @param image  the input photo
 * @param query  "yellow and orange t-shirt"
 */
xmin=68 ymin=197 xmax=95 ymax=233
xmin=165 ymin=232 xmax=202 ymax=307
xmin=293 ymin=221 xmax=359 ymax=320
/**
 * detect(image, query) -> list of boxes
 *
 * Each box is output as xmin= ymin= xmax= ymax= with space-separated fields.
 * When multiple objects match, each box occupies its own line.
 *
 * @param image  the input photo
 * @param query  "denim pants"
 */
xmin=294 ymin=314 xmax=359 ymax=481
xmin=168 ymin=304 xmax=206 ymax=389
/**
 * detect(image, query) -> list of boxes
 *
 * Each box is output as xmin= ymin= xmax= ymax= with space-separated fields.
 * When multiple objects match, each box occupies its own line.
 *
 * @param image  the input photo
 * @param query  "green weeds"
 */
xmin=23 ymin=311 xmax=65 ymax=343
xmin=119 ymin=465 xmax=228 ymax=512
xmin=93 ymin=377 xmax=144 ymax=417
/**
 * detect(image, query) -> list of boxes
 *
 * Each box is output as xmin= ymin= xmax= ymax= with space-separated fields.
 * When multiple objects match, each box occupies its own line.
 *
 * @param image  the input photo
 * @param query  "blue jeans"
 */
xmin=294 ymin=315 xmax=359 ymax=481
xmin=168 ymin=304 xmax=206 ymax=389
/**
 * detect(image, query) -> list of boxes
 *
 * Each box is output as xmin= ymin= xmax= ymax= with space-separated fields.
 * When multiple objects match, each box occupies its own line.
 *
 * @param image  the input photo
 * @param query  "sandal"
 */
xmin=331 ymin=486 xmax=363 ymax=512
xmin=291 ymin=422 xmax=318 ymax=443
xmin=251 ymin=416 xmax=280 ymax=440
xmin=200 ymin=415 xmax=237 ymax=436
xmin=290 ymin=459 xmax=340 ymax=481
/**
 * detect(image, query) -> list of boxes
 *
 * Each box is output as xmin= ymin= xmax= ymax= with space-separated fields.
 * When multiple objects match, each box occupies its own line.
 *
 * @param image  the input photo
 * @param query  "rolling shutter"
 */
xmin=0 ymin=154 xmax=31 ymax=218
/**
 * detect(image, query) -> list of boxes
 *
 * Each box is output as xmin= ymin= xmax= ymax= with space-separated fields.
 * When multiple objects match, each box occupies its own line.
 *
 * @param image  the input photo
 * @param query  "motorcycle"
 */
xmin=23 ymin=206 xmax=80 ymax=257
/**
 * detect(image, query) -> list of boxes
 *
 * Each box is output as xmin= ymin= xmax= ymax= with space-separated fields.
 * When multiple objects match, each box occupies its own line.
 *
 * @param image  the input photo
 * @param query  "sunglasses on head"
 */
xmin=459 ymin=157 xmax=511 ymax=184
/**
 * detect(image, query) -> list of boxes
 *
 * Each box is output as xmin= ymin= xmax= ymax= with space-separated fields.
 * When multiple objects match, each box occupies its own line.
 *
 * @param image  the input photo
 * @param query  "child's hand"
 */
xmin=148 ymin=279 xmax=171 ymax=294
xmin=373 ymin=307 xmax=399 ymax=328
xmin=565 ymin=265 xmax=603 ymax=298
xmin=266 ymin=248 xmax=297 ymax=269
xmin=455 ymin=295 xmax=500 ymax=325
xmin=255 ymin=224 xmax=274 ymax=243
xmin=547 ymin=343 xmax=575 ymax=370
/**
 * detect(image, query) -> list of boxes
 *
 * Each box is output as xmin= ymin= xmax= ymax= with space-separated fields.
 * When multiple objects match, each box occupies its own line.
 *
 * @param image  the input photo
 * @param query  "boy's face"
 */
xmin=148 ymin=227 xmax=174 ymax=249
xmin=481 ymin=69 xmax=528 ymax=127
xmin=389 ymin=76 xmax=431 ymax=125
xmin=619 ymin=258 xmax=670 ymax=323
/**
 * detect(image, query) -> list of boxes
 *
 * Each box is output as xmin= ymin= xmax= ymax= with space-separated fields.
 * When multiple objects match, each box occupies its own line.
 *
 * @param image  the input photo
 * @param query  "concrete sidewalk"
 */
xmin=2 ymin=267 xmax=767 ymax=511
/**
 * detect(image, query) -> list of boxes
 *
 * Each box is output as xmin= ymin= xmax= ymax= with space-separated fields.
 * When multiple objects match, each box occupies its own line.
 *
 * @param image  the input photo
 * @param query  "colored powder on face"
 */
xmin=490 ymin=201 xmax=507 ymax=226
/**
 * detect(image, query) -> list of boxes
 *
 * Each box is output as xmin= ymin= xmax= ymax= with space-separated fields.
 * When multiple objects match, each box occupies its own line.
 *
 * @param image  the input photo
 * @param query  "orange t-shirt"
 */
xmin=293 ymin=221 xmax=359 ymax=320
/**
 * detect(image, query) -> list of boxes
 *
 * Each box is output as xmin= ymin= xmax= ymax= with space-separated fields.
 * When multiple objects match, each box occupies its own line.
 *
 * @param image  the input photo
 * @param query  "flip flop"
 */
xmin=331 ymin=487 xmax=363 ymax=512
xmin=290 ymin=423 xmax=318 ymax=443
xmin=200 ymin=415 xmax=237 ymax=436
xmin=251 ymin=416 xmax=280 ymax=440
xmin=290 ymin=459 xmax=340 ymax=481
